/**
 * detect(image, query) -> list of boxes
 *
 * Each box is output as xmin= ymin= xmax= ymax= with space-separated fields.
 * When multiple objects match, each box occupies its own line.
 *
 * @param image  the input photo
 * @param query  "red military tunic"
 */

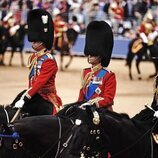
xmin=54 ymin=17 xmax=67 ymax=49
xmin=139 ymin=21 xmax=156 ymax=35
xmin=25 ymin=50 xmax=62 ymax=114
xmin=78 ymin=64 xmax=116 ymax=109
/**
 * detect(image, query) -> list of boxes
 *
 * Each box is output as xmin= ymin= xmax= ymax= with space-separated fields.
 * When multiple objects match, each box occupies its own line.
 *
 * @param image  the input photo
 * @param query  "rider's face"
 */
xmin=32 ymin=42 xmax=45 ymax=51
xmin=87 ymin=55 xmax=101 ymax=66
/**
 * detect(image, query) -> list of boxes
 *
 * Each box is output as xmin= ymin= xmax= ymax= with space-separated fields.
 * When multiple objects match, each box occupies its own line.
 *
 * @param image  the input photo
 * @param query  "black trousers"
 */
xmin=11 ymin=90 xmax=53 ymax=116
xmin=23 ymin=94 xmax=53 ymax=116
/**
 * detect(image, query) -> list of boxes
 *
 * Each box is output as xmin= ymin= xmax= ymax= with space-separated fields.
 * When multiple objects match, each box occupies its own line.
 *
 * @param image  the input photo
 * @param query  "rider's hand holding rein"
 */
xmin=13 ymin=93 xmax=29 ymax=109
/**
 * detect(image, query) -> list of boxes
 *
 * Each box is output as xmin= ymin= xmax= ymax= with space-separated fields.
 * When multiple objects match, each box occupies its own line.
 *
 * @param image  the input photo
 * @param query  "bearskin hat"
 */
xmin=84 ymin=21 xmax=114 ymax=67
xmin=27 ymin=9 xmax=54 ymax=50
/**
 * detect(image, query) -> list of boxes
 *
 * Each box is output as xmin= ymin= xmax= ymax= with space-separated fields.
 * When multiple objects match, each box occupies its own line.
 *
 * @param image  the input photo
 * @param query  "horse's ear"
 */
xmin=85 ymin=104 xmax=97 ymax=119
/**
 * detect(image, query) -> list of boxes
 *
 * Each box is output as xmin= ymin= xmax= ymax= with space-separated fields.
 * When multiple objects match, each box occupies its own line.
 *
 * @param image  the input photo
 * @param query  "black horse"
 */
xmin=67 ymin=105 xmax=158 ymax=158
xmin=0 ymin=101 xmax=158 ymax=158
xmin=126 ymin=36 xmax=158 ymax=80
xmin=0 ymin=102 xmax=93 ymax=158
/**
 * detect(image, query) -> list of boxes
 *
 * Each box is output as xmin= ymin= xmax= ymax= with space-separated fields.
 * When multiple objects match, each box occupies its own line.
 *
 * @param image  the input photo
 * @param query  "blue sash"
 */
xmin=85 ymin=69 xmax=107 ymax=100
xmin=29 ymin=54 xmax=53 ymax=79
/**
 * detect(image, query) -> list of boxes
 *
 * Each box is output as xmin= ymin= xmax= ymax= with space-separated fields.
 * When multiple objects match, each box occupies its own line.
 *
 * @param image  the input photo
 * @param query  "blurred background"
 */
xmin=0 ymin=0 xmax=158 ymax=117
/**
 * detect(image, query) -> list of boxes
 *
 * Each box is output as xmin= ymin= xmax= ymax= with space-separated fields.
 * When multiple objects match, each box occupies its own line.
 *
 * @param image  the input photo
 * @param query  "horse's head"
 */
xmin=57 ymin=102 xmax=104 ymax=157
xmin=0 ymin=122 xmax=35 ymax=158
xmin=0 ymin=105 xmax=16 ymax=154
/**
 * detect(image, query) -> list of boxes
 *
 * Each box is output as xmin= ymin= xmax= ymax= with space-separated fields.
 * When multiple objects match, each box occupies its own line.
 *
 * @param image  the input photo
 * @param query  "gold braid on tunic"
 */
xmin=27 ymin=50 xmax=48 ymax=78
xmin=81 ymin=63 xmax=105 ymax=106
xmin=82 ymin=63 xmax=103 ymax=89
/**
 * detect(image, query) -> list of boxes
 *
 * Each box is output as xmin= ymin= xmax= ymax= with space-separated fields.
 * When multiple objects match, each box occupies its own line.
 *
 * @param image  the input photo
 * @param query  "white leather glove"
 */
xmin=154 ymin=111 xmax=158 ymax=118
xmin=14 ymin=99 xmax=25 ymax=109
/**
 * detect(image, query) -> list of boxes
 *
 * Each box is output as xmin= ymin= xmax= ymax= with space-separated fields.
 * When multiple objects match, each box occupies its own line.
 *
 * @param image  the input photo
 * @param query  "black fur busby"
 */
xmin=84 ymin=21 xmax=113 ymax=67
xmin=27 ymin=9 xmax=54 ymax=50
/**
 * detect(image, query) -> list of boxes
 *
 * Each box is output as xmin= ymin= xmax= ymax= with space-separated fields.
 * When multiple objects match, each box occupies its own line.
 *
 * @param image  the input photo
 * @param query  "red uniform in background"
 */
xmin=54 ymin=14 xmax=67 ymax=50
xmin=139 ymin=20 xmax=156 ymax=36
xmin=27 ymin=51 xmax=62 ymax=114
xmin=78 ymin=65 xmax=116 ymax=110
xmin=109 ymin=1 xmax=124 ymax=20
xmin=138 ymin=12 xmax=157 ymax=45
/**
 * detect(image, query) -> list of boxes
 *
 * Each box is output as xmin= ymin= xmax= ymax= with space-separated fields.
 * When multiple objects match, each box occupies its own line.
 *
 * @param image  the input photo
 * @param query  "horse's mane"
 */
xmin=57 ymin=101 xmax=85 ymax=117
xmin=57 ymin=101 xmax=95 ymax=126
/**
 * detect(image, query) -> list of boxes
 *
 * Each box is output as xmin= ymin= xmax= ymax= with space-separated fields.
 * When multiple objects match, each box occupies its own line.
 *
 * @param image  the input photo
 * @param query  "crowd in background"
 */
xmin=0 ymin=0 xmax=158 ymax=36
xmin=0 ymin=0 xmax=158 ymax=67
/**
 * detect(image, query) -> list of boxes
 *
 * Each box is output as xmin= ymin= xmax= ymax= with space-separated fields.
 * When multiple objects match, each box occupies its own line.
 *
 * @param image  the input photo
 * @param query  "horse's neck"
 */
xmin=20 ymin=116 xmax=73 ymax=157
xmin=101 ymin=113 xmax=153 ymax=157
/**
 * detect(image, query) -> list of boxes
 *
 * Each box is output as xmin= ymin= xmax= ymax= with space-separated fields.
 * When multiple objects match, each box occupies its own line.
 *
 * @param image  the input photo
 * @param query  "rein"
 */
xmin=3 ymin=106 xmax=10 ymax=124
xmin=40 ymin=116 xmax=75 ymax=158
xmin=2 ymin=106 xmax=21 ymax=124
xmin=10 ymin=108 xmax=21 ymax=123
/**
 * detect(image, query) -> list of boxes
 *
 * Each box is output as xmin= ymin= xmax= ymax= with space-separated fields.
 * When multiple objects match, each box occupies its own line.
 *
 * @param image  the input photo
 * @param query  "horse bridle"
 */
xmin=2 ymin=106 xmax=23 ymax=124
xmin=3 ymin=106 xmax=10 ymax=124
xmin=79 ymin=124 xmax=102 ymax=158
xmin=40 ymin=107 xmax=102 ymax=158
